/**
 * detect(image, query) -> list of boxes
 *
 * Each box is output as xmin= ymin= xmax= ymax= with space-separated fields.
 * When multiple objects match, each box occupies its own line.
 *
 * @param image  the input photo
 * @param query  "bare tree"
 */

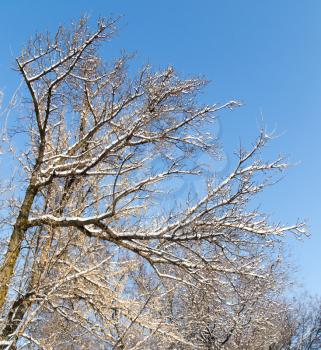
xmin=282 ymin=296 xmax=321 ymax=350
xmin=0 ymin=17 xmax=305 ymax=349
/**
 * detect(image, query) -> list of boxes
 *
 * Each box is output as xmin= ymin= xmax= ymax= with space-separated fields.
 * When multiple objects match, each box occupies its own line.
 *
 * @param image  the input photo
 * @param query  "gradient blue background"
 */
xmin=1 ymin=1 xmax=320 ymax=294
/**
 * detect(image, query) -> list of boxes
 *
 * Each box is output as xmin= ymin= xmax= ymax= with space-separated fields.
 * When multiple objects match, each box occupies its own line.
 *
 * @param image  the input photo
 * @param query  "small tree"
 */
xmin=0 ymin=18 xmax=304 ymax=349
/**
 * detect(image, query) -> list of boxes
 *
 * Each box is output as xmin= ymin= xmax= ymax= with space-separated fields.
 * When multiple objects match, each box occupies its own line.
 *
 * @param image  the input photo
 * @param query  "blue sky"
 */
xmin=1 ymin=0 xmax=320 ymax=294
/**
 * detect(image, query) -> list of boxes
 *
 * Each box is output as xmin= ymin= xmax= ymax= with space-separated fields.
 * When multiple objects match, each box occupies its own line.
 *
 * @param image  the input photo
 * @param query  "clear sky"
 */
xmin=1 ymin=0 xmax=320 ymax=295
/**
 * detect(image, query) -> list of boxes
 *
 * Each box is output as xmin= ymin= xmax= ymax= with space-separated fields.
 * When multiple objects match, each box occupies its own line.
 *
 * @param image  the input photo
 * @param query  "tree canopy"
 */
xmin=0 ymin=17 xmax=317 ymax=350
